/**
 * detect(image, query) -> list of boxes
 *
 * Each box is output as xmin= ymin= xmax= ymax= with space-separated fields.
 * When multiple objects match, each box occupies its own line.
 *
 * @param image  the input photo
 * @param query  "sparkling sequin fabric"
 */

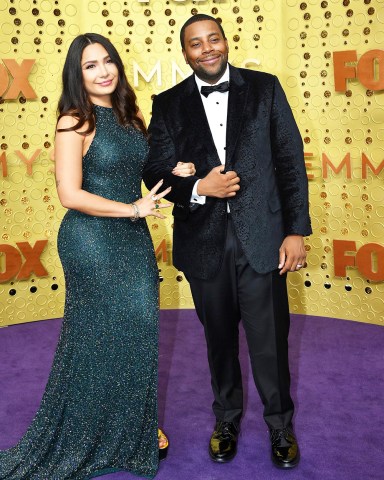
xmin=0 ymin=105 xmax=159 ymax=479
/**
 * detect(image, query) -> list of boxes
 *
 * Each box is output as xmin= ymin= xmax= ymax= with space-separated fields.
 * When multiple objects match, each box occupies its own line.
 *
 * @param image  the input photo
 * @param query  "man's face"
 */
xmin=182 ymin=20 xmax=229 ymax=84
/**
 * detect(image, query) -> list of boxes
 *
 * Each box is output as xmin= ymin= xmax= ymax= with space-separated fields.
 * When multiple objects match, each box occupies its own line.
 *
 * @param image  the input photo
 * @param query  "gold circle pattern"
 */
xmin=0 ymin=1 xmax=383 ymax=326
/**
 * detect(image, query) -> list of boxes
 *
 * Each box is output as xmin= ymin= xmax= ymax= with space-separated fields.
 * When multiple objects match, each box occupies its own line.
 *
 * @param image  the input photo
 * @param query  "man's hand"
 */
xmin=278 ymin=235 xmax=307 ymax=275
xmin=197 ymin=166 xmax=240 ymax=198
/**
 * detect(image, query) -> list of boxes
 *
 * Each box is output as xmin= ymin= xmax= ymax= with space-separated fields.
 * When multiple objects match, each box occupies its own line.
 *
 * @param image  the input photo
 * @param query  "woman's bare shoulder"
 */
xmin=56 ymin=112 xmax=90 ymax=134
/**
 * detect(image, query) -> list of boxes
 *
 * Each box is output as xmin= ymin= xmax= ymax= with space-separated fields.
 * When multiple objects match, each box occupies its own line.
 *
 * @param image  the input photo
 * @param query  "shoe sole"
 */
xmin=271 ymin=452 xmax=300 ymax=469
xmin=209 ymin=449 xmax=237 ymax=463
xmin=159 ymin=447 xmax=168 ymax=461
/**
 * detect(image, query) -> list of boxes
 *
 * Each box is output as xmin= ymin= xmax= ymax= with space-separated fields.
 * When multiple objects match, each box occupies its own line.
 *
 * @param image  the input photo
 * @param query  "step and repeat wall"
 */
xmin=0 ymin=0 xmax=383 ymax=327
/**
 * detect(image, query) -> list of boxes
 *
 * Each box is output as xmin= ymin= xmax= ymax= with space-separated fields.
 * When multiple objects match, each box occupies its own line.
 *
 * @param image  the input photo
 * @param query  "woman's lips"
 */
xmin=98 ymin=80 xmax=113 ymax=86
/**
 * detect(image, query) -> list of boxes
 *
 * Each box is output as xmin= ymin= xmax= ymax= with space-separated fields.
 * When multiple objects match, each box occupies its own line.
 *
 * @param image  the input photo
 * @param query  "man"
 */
xmin=143 ymin=14 xmax=312 ymax=469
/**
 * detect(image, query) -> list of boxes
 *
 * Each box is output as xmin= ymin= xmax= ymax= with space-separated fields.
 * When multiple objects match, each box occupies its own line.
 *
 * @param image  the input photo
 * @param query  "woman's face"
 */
xmin=81 ymin=42 xmax=119 ymax=106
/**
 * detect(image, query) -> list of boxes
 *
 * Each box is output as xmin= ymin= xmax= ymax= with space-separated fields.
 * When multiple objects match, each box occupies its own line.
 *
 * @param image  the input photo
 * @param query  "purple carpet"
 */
xmin=0 ymin=311 xmax=383 ymax=480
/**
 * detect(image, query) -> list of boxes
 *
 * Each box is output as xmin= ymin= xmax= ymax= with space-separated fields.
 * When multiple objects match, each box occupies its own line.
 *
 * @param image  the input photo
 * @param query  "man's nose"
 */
xmin=201 ymin=42 xmax=213 ymax=53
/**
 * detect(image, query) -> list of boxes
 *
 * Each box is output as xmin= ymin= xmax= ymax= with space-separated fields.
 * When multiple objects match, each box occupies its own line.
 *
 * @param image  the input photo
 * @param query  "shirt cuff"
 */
xmin=190 ymin=180 xmax=206 ymax=205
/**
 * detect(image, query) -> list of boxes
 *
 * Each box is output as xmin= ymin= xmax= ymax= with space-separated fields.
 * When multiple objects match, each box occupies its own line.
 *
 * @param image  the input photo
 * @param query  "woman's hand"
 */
xmin=172 ymin=162 xmax=196 ymax=177
xmin=134 ymin=180 xmax=172 ymax=219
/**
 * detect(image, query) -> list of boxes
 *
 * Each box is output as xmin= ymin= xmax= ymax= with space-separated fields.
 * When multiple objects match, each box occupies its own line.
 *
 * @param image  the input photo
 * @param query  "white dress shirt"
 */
xmin=190 ymin=65 xmax=230 ymax=206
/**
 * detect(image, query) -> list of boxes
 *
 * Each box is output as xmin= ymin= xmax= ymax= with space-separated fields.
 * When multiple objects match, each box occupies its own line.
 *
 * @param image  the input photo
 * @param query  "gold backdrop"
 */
xmin=0 ymin=0 xmax=383 ymax=327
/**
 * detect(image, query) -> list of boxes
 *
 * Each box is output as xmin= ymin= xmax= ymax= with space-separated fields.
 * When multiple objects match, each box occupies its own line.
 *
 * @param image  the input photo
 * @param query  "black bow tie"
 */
xmin=200 ymin=81 xmax=229 ymax=97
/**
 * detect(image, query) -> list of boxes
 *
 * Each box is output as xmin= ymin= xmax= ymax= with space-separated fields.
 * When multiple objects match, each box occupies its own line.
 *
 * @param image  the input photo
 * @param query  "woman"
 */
xmin=0 ymin=33 xmax=194 ymax=479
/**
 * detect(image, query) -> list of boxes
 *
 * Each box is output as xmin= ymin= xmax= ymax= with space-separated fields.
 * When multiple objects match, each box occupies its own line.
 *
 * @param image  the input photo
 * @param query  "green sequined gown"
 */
xmin=0 ymin=105 xmax=159 ymax=479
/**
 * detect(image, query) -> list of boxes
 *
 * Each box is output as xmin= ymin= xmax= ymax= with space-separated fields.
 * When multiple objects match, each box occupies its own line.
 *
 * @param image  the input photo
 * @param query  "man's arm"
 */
xmin=143 ymin=95 xmax=240 ymax=214
xmin=269 ymin=77 xmax=312 ymax=273
xmin=142 ymin=95 xmax=198 ymax=210
xmin=270 ymin=76 xmax=312 ymax=238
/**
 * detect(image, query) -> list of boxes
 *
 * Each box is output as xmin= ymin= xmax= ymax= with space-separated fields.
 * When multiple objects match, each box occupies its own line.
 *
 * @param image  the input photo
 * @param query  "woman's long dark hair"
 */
xmin=57 ymin=33 xmax=146 ymax=135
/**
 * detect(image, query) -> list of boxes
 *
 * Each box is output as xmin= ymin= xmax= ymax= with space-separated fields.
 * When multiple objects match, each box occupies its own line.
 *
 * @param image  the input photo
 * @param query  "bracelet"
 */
xmin=130 ymin=203 xmax=140 ymax=222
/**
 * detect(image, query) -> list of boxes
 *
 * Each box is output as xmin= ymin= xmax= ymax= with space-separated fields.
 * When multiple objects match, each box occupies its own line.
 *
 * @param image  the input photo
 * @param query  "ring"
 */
xmin=296 ymin=264 xmax=302 ymax=268
xmin=155 ymin=199 xmax=160 ymax=205
xmin=151 ymin=194 xmax=157 ymax=201
xmin=155 ymin=204 xmax=159 ymax=209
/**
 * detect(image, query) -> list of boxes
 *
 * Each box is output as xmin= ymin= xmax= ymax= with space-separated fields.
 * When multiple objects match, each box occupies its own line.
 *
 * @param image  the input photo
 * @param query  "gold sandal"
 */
xmin=158 ymin=428 xmax=169 ymax=460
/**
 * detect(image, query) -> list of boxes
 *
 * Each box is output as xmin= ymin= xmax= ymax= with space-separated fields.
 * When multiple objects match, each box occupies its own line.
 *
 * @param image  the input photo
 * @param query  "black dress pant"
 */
xmin=187 ymin=215 xmax=294 ymax=430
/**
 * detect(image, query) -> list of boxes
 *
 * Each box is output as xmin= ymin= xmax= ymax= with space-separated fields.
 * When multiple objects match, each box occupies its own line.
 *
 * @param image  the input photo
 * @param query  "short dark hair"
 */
xmin=180 ymin=14 xmax=226 ymax=49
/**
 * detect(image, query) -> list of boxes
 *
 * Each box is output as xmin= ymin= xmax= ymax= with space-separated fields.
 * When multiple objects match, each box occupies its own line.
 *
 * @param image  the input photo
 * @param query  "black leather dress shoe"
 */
xmin=270 ymin=425 xmax=300 ymax=468
xmin=209 ymin=421 xmax=239 ymax=463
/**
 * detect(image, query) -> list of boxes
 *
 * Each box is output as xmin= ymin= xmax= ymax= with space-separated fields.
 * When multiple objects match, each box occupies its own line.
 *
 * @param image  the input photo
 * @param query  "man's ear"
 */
xmin=182 ymin=50 xmax=189 ymax=65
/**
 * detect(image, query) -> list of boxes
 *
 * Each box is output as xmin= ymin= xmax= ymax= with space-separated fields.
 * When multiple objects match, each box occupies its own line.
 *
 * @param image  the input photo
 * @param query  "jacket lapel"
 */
xmin=183 ymin=75 xmax=222 ymax=168
xmin=225 ymin=65 xmax=248 ymax=170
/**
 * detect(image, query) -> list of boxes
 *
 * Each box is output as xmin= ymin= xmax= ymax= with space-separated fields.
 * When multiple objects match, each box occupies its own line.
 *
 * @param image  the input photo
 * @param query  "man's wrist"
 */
xmin=191 ymin=179 xmax=206 ymax=205
xmin=196 ymin=179 xmax=202 ymax=196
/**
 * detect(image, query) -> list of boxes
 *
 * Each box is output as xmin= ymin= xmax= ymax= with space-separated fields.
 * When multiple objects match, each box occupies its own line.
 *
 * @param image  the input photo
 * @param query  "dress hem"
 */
xmin=87 ymin=465 xmax=157 ymax=479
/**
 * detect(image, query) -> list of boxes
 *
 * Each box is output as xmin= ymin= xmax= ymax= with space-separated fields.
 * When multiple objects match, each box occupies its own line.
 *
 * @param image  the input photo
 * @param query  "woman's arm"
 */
xmin=172 ymin=162 xmax=196 ymax=177
xmin=54 ymin=115 xmax=170 ymax=218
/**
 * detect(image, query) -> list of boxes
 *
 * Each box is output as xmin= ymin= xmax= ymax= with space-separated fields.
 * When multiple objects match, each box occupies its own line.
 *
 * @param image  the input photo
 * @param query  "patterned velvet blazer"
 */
xmin=143 ymin=64 xmax=312 ymax=280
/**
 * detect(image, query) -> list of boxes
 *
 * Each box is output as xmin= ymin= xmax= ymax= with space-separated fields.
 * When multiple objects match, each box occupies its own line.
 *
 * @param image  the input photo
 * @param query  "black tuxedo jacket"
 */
xmin=143 ymin=64 xmax=312 ymax=280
